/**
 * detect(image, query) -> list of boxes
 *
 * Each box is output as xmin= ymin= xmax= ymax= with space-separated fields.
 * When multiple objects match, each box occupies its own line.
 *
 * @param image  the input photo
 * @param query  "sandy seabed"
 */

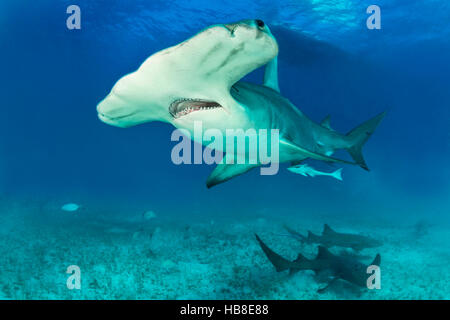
xmin=0 ymin=198 xmax=449 ymax=300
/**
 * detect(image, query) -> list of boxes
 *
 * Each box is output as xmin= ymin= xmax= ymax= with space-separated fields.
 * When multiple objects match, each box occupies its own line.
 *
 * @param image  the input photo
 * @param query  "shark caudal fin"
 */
xmin=283 ymin=225 xmax=307 ymax=242
xmin=255 ymin=234 xmax=293 ymax=272
xmin=331 ymin=168 xmax=343 ymax=181
xmin=345 ymin=112 xmax=386 ymax=171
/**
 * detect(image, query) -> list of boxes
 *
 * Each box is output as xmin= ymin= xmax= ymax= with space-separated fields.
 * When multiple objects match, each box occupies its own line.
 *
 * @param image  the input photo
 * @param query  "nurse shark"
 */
xmin=97 ymin=19 xmax=385 ymax=188
xmin=255 ymin=234 xmax=381 ymax=292
xmin=284 ymin=224 xmax=382 ymax=251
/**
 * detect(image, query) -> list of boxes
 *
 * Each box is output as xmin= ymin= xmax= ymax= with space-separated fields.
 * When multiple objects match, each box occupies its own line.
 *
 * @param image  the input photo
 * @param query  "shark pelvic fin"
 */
xmin=280 ymin=138 xmax=356 ymax=166
xmin=290 ymin=160 xmax=303 ymax=166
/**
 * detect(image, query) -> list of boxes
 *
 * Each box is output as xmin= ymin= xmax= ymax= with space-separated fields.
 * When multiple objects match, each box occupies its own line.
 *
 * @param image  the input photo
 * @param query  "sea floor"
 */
xmin=0 ymin=197 xmax=449 ymax=300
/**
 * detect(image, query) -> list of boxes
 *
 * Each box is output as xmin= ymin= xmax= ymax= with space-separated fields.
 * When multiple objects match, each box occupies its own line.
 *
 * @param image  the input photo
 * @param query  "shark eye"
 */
xmin=255 ymin=19 xmax=265 ymax=29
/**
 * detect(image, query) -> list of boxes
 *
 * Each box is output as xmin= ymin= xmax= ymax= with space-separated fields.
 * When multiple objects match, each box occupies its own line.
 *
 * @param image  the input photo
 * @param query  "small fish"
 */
xmin=143 ymin=210 xmax=156 ymax=220
xmin=287 ymin=164 xmax=343 ymax=181
xmin=61 ymin=203 xmax=80 ymax=212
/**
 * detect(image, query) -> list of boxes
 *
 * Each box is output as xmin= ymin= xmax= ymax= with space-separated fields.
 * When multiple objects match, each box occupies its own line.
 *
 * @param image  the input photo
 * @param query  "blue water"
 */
xmin=0 ymin=0 xmax=449 ymax=299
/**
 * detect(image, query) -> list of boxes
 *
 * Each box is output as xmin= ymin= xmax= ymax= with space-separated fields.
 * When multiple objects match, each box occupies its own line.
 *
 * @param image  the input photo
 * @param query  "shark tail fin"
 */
xmin=255 ymin=234 xmax=292 ymax=272
xmin=331 ymin=168 xmax=343 ymax=181
xmin=283 ymin=225 xmax=306 ymax=242
xmin=345 ymin=112 xmax=386 ymax=171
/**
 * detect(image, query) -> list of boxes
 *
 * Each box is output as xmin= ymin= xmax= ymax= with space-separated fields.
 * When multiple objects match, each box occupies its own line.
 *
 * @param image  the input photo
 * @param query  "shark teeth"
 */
xmin=169 ymin=98 xmax=222 ymax=118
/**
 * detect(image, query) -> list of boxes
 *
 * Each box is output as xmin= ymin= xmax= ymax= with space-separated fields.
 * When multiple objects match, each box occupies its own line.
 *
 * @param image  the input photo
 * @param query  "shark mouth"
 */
xmin=169 ymin=98 xmax=222 ymax=119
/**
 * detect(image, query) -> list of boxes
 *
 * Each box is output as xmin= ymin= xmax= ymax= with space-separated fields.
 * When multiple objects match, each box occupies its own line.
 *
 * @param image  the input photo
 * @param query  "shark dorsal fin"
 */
xmin=370 ymin=253 xmax=381 ymax=267
xmin=322 ymin=224 xmax=336 ymax=235
xmin=290 ymin=253 xmax=309 ymax=275
xmin=316 ymin=246 xmax=333 ymax=260
xmin=320 ymin=115 xmax=333 ymax=131
xmin=294 ymin=253 xmax=307 ymax=263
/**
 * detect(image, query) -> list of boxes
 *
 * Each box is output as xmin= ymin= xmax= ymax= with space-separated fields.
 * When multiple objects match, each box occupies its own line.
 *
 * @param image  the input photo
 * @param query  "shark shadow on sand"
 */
xmin=255 ymin=234 xmax=381 ymax=293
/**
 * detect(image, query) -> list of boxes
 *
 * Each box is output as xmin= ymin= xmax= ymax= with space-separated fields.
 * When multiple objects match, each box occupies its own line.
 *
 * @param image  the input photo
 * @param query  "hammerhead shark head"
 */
xmin=97 ymin=19 xmax=385 ymax=188
xmin=284 ymin=224 xmax=382 ymax=251
xmin=255 ymin=234 xmax=381 ymax=292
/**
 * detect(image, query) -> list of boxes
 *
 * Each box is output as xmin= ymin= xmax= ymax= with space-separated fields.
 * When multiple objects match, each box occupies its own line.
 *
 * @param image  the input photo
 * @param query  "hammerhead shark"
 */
xmin=97 ymin=19 xmax=385 ymax=188
xmin=283 ymin=224 xmax=382 ymax=251
xmin=255 ymin=234 xmax=381 ymax=292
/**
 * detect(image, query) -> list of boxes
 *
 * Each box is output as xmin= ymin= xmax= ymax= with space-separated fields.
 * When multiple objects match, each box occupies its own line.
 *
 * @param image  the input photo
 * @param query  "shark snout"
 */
xmin=97 ymin=93 xmax=139 ymax=128
xmin=97 ymin=87 xmax=172 ymax=128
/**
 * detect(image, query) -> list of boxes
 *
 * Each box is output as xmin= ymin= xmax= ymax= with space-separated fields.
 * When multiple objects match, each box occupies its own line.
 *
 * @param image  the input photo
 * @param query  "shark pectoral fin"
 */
xmin=280 ymin=139 xmax=356 ymax=166
xmin=263 ymin=57 xmax=280 ymax=92
xmin=206 ymin=160 xmax=257 ymax=188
